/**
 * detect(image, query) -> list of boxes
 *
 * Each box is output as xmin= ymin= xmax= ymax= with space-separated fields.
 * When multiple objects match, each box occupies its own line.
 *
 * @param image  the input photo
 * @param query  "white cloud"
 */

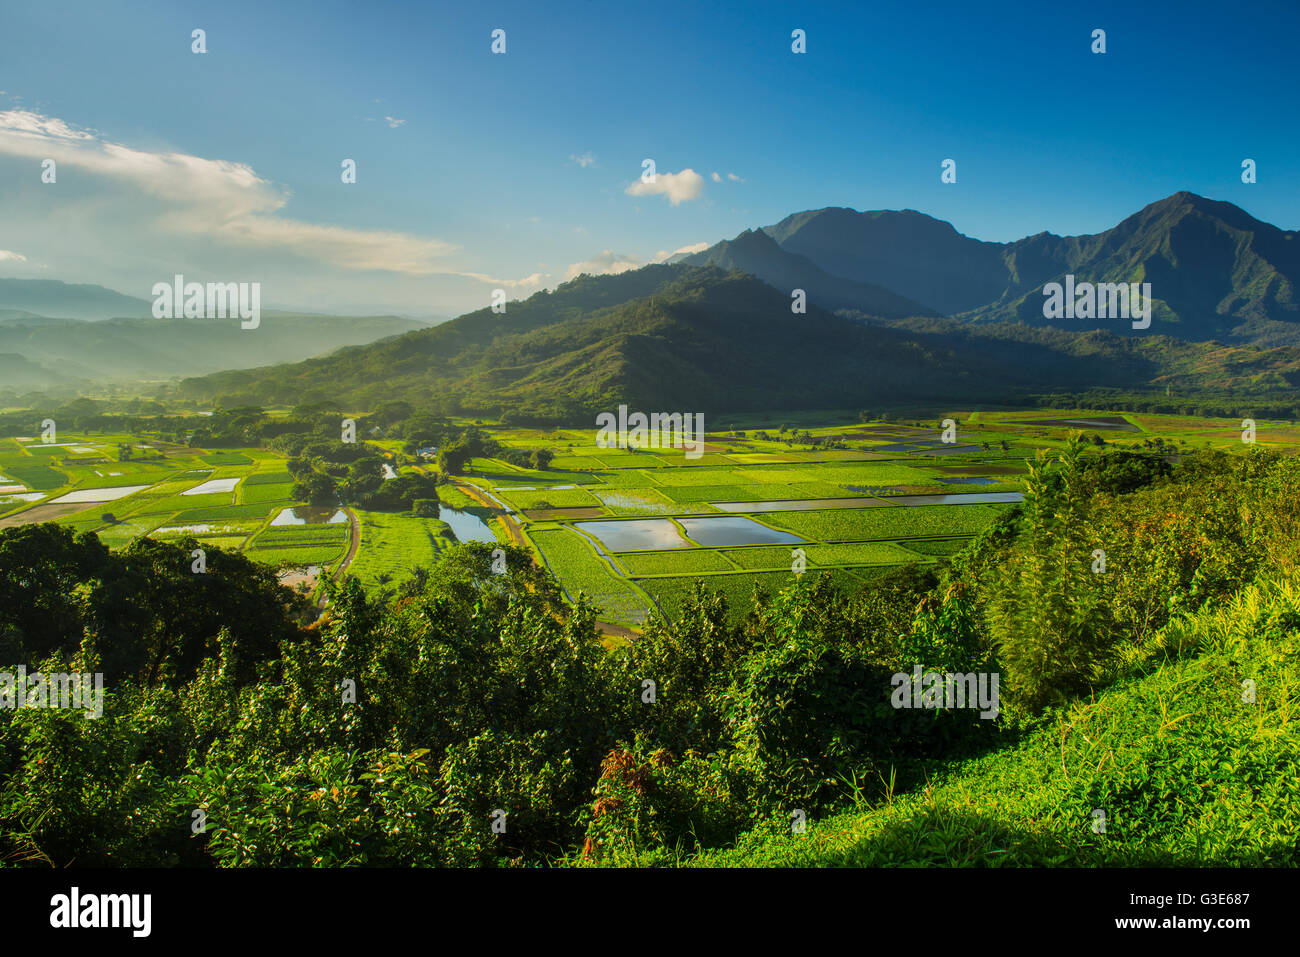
xmin=459 ymin=271 xmax=549 ymax=289
xmin=563 ymin=250 xmax=642 ymax=281
xmin=0 ymin=249 xmax=27 ymax=263
xmin=710 ymin=171 xmax=722 ymax=182
xmin=563 ymin=242 xmax=709 ymax=281
xmin=727 ymin=172 xmax=744 ymax=182
xmin=661 ymin=241 xmax=708 ymax=258
xmin=384 ymin=116 xmax=406 ymax=128
xmin=624 ymin=167 xmax=704 ymax=205
xmin=570 ymin=151 xmax=596 ymax=168
xmin=0 ymin=109 xmax=457 ymax=275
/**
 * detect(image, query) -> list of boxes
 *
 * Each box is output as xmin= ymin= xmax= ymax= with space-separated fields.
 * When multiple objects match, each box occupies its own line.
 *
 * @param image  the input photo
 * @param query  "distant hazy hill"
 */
xmin=0 ymin=279 xmax=153 ymax=320
xmin=0 ymin=311 xmax=426 ymax=389
xmin=681 ymin=228 xmax=935 ymax=318
xmin=0 ymin=352 xmax=71 ymax=390
xmin=764 ymin=193 xmax=1300 ymax=343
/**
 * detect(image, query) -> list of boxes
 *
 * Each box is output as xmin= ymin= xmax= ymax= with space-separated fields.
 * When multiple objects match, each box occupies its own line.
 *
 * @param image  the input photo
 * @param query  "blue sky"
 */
xmin=1 ymin=0 xmax=1296 ymax=317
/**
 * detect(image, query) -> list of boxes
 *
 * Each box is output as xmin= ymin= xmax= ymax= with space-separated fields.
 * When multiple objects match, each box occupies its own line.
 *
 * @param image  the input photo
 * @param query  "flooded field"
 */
xmin=595 ymin=490 xmax=678 ymax=514
xmin=50 ymin=485 xmax=151 ymax=503
xmin=270 ymin=506 xmax=348 ymax=526
xmin=440 ymin=506 xmax=497 ymax=544
xmin=182 ymin=477 xmax=241 ymax=495
xmin=575 ymin=519 xmax=692 ymax=551
xmin=678 ymin=516 xmax=807 ymax=547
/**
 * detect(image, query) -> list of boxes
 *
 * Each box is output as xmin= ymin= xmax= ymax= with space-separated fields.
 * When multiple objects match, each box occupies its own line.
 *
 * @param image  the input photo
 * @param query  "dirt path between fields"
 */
xmin=313 ymin=507 xmax=360 ymax=608
xmin=337 ymin=507 xmax=361 ymax=575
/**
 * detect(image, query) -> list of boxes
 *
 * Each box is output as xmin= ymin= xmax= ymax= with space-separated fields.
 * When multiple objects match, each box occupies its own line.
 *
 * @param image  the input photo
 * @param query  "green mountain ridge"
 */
xmin=762 ymin=193 xmax=1299 ymax=342
xmin=182 ymin=267 xmax=982 ymax=414
xmin=180 ymin=264 xmax=1300 ymax=417
xmin=681 ymin=227 xmax=936 ymax=318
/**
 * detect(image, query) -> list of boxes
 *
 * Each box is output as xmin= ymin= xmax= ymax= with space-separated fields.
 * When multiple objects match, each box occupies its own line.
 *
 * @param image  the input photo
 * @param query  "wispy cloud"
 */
xmin=570 ymin=151 xmax=596 ymax=168
xmin=624 ymin=167 xmax=704 ymax=205
xmin=384 ymin=116 xmax=406 ymax=128
xmin=710 ymin=171 xmax=722 ymax=182
xmin=727 ymin=172 xmax=744 ymax=182
xmin=0 ymin=109 xmax=456 ymax=275
xmin=460 ymin=271 xmax=549 ymax=289
xmin=563 ymin=242 xmax=707 ymax=281
xmin=0 ymin=249 xmax=28 ymax=263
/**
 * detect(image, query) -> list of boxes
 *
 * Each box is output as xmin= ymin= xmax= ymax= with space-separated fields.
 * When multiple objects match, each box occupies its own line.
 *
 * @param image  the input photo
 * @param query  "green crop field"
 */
xmin=529 ymin=526 xmax=650 ymax=624
xmin=3 ymin=463 xmax=68 ymax=489
xmin=494 ymin=486 xmax=602 ymax=509
xmin=465 ymin=419 xmax=1062 ymax=628
xmin=765 ymin=504 xmax=1005 ymax=542
xmin=201 ymin=452 xmax=253 ymax=466
xmin=657 ymin=484 xmax=758 ymax=503
xmin=247 ymin=543 xmax=348 ymax=566
xmin=614 ymin=548 xmax=737 ymax=576
xmin=241 ymin=482 xmax=295 ymax=504
xmin=245 ymin=471 xmax=294 ymax=485
xmin=638 ymin=568 xmax=868 ymax=621
xmin=251 ymin=524 xmax=348 ymax=548
xmin=348 ymin=510 xmax=454 ymax=590
xmin=716 ymin=545 xmax=807 ymax=570
xmin=172 ymin=503 xmax=275 ymax=523
xmin=0 ymin=416 xmax=1048 ymax=637
xmin=899 ymin=538 xmax=973 ymax=557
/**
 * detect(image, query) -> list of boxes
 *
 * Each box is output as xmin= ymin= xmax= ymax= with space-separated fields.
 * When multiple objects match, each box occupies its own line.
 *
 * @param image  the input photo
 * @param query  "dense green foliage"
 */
xmin=1 ymin=444 xmax=1296 ymax=867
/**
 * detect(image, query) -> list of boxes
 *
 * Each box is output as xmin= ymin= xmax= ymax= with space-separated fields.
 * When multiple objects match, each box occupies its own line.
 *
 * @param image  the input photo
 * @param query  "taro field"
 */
xmin=0 ymin=433 xmax=353 ymax=588
xmin=464 ymin=408 xmax=1300 ymax=629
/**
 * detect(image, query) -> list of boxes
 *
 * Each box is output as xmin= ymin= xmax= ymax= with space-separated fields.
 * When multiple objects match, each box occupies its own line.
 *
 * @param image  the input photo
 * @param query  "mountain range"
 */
xmin=9 ymin=192 xmax=1300 ymax=413
xmin=716 ymin=192 xmax=1296 ymax=342
xmin=0 ymin=278 xmax=153 ymax=321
